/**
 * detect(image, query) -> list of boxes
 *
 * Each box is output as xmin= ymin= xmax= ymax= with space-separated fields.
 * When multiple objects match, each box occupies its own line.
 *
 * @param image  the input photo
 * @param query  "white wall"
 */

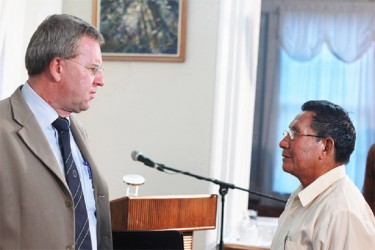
xmin=63 ymin=0 xmax=221 ymax=248
xmin=63 ymin=0 xmax=220 ymax=199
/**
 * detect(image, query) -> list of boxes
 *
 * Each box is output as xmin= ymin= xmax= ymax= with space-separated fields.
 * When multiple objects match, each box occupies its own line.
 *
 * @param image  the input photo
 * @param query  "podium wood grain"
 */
xmin=110 ymin=194 xmax=217 ymax=231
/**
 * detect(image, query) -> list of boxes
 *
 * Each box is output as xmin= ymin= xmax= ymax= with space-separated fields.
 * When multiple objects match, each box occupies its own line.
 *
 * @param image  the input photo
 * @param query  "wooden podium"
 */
xmin=110 ymin=194 xmax=218 ymax=250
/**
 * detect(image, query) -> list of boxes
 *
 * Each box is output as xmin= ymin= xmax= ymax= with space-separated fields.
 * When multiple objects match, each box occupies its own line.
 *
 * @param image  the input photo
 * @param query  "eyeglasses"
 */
xmin=283 ymin=129 xmax=325 ymax=140
xmin=66 ymin=59 xmax=104 ymax=75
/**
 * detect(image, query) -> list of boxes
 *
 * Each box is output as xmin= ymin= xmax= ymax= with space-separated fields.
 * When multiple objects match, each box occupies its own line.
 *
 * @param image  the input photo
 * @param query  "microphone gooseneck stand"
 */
xmin=151 ymin=162 xmax=287 ymax=250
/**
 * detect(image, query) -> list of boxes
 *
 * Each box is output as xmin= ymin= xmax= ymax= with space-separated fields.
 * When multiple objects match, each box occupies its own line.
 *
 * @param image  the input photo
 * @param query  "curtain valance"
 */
xmin=279 ymin=3 xmax=375 ymax=62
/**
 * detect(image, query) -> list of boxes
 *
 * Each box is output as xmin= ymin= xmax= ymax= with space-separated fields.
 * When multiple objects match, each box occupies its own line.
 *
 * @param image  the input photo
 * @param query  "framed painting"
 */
xmin=92 ymin=0 xmax=187 ymax=62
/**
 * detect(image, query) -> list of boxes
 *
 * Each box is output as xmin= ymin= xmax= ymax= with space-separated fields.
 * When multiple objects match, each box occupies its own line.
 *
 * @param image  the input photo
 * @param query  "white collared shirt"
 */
xmin=21 ymin=82 xmax=97 ymax=249
xmin=271 ymin=165 xmax=375 ymax=250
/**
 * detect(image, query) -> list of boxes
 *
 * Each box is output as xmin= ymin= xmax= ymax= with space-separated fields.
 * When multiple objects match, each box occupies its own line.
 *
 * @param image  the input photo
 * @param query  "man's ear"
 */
xmin=49 ymin=57 xmax=63 ymax=82
xmin=321 ymin=137 xmax=335 ymax=159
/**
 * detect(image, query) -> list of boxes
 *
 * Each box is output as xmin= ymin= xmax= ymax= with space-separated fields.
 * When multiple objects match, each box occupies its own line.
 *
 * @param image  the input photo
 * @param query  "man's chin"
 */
xmin=80 ymin=102 xmax=90 ymax=111
xmin=70 ymin=105 xmax=89 ymax=114
xmin=282 ymin=165 xmax=291 ymax=174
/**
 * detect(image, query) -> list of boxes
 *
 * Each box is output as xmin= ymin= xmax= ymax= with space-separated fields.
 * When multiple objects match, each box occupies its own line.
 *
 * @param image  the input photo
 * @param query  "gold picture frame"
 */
xmin=92 ymin=0 xmax=187 ymax=62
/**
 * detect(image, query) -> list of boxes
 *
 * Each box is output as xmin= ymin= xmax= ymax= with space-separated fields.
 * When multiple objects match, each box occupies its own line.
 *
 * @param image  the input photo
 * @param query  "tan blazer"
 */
xmin=0 ymin=86 xmax=113 ymax=249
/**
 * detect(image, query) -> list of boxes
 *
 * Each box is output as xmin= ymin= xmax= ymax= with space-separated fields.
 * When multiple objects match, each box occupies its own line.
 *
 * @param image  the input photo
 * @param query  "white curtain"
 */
xmin=279 ymin=3 xmax=375 ymax=63
xmin=265 ymin=3 xmax=375 ymax=194
xmin=0 ymin=0 xmax=62 ymax=100
xmin=206 ymin=0 xmax=261 ymax=248
xmin=0 ymin=0 xmax=26 ymax=99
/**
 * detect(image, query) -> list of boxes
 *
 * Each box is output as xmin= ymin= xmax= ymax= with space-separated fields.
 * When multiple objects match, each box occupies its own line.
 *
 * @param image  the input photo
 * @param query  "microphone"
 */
xmin=131 ymin=150 xmax=161 ymax=170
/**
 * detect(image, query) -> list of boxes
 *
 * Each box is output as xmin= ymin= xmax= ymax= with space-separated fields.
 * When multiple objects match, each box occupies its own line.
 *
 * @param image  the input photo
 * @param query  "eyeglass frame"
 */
xmin=283 ymin=129 xmax=325 ymax=140
xmin=65 ymin=59 xmax=104 ymax=75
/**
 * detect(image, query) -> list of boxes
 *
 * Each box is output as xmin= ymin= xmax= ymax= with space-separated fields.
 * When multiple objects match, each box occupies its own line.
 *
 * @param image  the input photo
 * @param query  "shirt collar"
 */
xmin=21 ymin=82 xmax=59 ymax=129
xmin=297 ymin=165 xmax=346 ymax=207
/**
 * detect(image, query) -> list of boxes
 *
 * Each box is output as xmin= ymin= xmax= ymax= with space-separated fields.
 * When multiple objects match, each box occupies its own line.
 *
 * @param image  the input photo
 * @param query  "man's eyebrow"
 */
xmin=289 ymin=125 xmax=301 ymax=133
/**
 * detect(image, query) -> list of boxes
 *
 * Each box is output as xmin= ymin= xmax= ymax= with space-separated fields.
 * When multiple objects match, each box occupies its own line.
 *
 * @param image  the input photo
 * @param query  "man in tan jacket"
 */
xmin=0 ymin=14 xmax=112 ymax=249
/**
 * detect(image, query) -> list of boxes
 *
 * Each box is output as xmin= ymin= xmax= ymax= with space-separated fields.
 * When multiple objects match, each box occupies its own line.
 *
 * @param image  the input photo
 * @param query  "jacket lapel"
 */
xmin=10 ymin=87 xmax=67 ymax=185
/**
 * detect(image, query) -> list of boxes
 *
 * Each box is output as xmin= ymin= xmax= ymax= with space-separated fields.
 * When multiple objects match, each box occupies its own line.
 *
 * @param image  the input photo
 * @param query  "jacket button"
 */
xmin=66 ymin=244 xmax=74 ymax=250
xmin=65 ymin=200 xmax=73 ymax=207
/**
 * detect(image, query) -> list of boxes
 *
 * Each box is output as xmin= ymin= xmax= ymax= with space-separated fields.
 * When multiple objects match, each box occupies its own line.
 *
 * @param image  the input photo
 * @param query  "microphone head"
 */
xmin=131 ymin=151 xmax=155 ymax=168
xmin=131 ymin=150 xmax=142 ymax=161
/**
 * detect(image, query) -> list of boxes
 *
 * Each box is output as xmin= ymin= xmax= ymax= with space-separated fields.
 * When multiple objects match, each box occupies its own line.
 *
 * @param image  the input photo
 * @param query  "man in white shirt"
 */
xmin=271 ymin=100 xmax=375 ymax=250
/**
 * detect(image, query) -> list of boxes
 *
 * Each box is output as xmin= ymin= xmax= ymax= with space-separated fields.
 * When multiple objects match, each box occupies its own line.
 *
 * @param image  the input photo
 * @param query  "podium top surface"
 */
xmin=113 ymin=193 xmax=215 ymax=200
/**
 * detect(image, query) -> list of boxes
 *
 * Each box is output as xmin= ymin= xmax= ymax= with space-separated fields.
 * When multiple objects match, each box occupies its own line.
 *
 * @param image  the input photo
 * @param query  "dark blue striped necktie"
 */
xmin=52 ymin=117 xmax=92 ymax=250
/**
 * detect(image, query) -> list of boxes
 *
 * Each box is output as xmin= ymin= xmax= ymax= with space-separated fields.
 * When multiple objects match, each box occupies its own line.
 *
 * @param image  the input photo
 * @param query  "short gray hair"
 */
xmin=25 ymin=14 xmax=104 ymax=76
